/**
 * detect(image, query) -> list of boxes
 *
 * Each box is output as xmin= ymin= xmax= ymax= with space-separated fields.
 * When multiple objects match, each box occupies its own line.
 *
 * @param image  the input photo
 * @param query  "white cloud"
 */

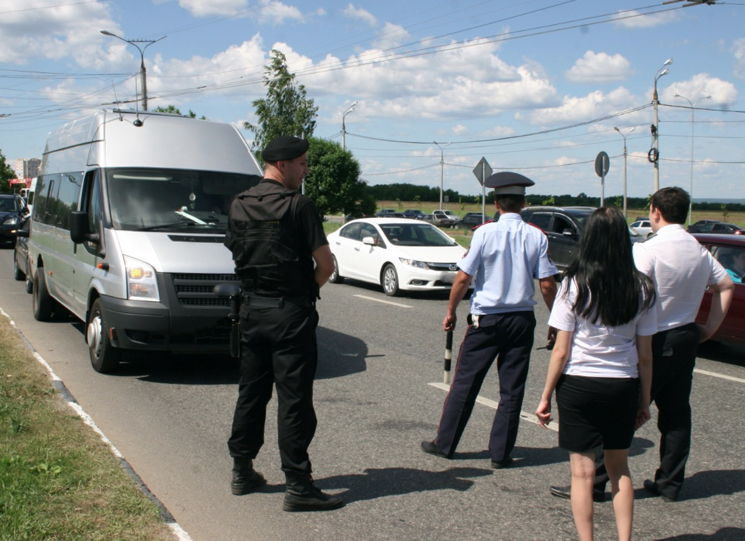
xmin=529 ymin=87 xmax=636 ymax=126
xmin=373 ymin=22 xmax=411 ymax=50
xmin=178 ymin=0 xmax=248 ymax=17
xmin=452 ymin=124 xmax=468 ymax=135
xmin=176 ymin=0 xmax=302 ymax=23
xmin=611 ymin=10 xmax=678 ymax=29
xmin=732 ymin=38 xmax=745 ymax=79
xmin=566 ymin=51 xmax=633 ymax=84
xmin=661 ymin=73 xmax=738 ymax=108
xmin=256 ymin=0 xmax=303 ymax=25
xmin=342 ymin=4 xmax=377 ymax=27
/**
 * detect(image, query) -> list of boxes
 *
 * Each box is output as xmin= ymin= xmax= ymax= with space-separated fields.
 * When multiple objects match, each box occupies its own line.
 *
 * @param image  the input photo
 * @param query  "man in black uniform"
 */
xmin=224 ymin=136 xmax=342 ymax=512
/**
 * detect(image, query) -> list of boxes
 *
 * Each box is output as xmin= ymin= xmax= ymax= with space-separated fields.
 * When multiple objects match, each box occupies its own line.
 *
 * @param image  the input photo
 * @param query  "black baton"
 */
xmin=444 ymin=329 xmax=453 ymax=384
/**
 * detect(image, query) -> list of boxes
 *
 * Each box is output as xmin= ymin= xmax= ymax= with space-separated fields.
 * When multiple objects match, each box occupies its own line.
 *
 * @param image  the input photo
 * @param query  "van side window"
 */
xmin=54 ymin=173 xmax=82 ymax=230
xmin=39 ymin=175 xmax=60 ymax=226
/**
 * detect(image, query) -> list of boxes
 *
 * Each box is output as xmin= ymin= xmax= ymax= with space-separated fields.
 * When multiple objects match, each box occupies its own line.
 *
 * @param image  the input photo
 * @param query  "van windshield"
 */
xmin=106 ymin=168 xmax=261 ymax=232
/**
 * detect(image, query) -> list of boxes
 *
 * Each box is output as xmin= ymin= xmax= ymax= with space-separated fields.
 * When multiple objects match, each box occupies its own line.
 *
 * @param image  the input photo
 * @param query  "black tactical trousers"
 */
xmin=227 ymin=297 xmax=318 ymax=477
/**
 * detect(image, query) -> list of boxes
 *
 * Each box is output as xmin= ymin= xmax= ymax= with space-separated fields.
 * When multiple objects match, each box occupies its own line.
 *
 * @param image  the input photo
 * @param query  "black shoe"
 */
xmin=643 ymin=479 xmax=677 ymax=502
xmin=491 ymin=458 xmax=513 ymax=470
xmin=283 ymin=481 xmax=345 ymax=512
xmin=550 ymin=485 xmax=605 ymax=503
xmin=231 ymin=459 xmax=266 ymax=496
xmin=421 ymin=440 xmax=449 ymax=459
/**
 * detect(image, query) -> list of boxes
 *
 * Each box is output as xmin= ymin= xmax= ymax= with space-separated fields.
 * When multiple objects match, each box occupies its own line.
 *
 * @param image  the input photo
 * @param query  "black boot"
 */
xmin=283 ymin=473 xmax=344 ymax=512
xmin=231 ymin=458 xmax=266 ymax=495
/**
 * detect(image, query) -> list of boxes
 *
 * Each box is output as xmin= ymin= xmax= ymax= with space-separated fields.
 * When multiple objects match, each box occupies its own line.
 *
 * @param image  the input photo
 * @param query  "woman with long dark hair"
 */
xmin=536 ymin=207 xmax=656 ymax=541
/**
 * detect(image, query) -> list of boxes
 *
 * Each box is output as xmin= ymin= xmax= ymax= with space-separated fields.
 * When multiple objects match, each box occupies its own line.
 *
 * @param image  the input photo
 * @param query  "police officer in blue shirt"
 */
xmin=422 ymin=172 xmax=557 ymax=468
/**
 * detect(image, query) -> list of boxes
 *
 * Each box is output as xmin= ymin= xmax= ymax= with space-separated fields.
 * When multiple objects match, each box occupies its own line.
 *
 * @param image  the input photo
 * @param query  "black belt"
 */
xmin=242 ymin=293 xmax=314 ymax=309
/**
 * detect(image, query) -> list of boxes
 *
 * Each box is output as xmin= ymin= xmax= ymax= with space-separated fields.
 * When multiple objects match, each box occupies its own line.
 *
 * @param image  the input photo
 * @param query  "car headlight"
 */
xmin=399 ymin=257 xmax=429 ymax=269
xmin=124 ymin=256 xmax=160 ymax=301
xmin=4 ymin=216 xmax=19 ymax=225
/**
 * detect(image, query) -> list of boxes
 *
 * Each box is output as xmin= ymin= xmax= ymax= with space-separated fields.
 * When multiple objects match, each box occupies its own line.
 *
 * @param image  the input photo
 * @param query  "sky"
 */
xmin=2 ymin=0 xmax=745 ymax=201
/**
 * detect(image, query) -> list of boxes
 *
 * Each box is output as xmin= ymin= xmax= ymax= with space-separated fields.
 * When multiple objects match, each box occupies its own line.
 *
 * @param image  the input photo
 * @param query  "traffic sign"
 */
xmin=473 ymin=157 xmax=493 ymax=186
xmin=595 ymin=151 xmax=610 ymax=177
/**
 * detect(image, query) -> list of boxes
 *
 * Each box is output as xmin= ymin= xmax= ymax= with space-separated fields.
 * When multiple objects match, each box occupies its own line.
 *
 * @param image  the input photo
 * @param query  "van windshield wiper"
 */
xmin=138 ymin=221 xmax=216 ymax=232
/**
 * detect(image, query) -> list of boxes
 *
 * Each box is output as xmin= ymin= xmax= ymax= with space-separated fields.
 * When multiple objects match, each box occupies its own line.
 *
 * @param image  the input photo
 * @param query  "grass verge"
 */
xmin=0 ymin=319 xmax=176 ymax=541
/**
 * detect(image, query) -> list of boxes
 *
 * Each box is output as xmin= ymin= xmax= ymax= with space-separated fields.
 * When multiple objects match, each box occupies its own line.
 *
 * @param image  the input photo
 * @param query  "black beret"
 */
xmin=262 ymin=136 xmax=309 ymax=162
xmin=484 ymin=171 xmax=535 ymax=195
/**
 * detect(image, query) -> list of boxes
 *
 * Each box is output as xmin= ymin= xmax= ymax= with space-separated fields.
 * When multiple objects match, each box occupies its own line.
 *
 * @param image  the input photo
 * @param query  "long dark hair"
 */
xmin=563 ymin=207 xmax=655 ymax=327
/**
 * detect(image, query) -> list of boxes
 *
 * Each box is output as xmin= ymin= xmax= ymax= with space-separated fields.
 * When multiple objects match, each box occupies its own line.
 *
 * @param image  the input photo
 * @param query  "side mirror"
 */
xmin=562 ymin=229 xmax=575 ymax=237
xmin=362 ymin=236 xmax=376 ymax=246
xmin=70 ymin=211 xmax=100 ymax=244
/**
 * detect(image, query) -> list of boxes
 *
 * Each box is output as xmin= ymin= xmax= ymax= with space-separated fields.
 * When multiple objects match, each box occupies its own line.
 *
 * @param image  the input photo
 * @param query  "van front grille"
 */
xmin=171 ymin=273 xmax=239 ymax=306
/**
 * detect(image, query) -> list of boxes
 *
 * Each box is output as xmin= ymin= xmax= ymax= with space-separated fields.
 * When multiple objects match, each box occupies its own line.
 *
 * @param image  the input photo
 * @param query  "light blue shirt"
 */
xmin=459 ymin=212 xmax=557 ymax=315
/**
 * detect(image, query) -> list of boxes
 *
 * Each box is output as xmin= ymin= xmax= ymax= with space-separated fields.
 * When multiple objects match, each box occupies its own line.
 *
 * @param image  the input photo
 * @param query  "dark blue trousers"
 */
xmin=435 ymin=311 xmax=536 ymax=462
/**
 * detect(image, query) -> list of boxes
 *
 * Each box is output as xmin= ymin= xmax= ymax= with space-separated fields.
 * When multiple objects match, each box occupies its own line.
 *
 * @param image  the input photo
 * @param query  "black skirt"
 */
xmin=556 ymin=374 xmax=640 ymax=453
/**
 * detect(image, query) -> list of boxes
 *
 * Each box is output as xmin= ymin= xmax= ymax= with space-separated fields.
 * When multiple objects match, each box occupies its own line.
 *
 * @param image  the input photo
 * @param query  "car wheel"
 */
xmin=329 ymin=256 xmax=344 ymax=284
xmin=32 ymin=268 xmax=56 ymax=321
xmin=13 ymin=252 xmax=25 ymax=281
xmin=87 ymin=298 xmax=122 ymax=374
xmin=382 ymin=264 xmax=400 ymax=297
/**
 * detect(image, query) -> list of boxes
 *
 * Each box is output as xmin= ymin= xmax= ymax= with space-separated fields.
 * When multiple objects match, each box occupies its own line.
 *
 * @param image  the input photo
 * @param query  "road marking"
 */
xmin=354 ymin=294 xmax=412 ymax=308
xmin=428 ymin=382 xmax=558 ymax=432
xmin=694 ymin=368 xmax=745 ymax=384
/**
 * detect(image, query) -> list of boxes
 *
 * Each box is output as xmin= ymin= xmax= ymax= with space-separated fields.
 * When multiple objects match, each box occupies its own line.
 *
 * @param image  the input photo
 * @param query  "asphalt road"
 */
xmin=1 ymin=245 xmax=744 ymax=541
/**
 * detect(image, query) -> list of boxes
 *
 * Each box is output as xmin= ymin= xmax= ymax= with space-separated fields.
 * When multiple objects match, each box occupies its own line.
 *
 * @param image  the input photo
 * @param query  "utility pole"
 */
xmin=434 ymin=141 xmax=451 ymax=210
xmin=652 ymin=59 xmax=672 ymax=192
xmin=341 ymin=101 xmax=357 ymax=151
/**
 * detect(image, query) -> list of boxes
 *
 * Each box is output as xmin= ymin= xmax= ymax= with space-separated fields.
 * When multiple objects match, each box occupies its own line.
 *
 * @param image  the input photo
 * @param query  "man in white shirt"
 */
xmin=551 ymin=187 xmax=733 ymax=503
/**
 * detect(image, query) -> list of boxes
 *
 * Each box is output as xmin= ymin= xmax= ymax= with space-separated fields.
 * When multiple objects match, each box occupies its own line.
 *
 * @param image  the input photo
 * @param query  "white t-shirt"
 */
xmin=632 ymin=224 xmax=728 ymax=332
xmin=548 ymin=278 xmax=658 ymax=378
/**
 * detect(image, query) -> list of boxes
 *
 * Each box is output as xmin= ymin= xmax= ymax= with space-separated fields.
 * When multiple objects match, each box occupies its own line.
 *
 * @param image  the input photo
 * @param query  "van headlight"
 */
xmin=124 ymin=256 xmax=160 ymax=301
xmin=399 ymin=257 xmax=429 ymax=270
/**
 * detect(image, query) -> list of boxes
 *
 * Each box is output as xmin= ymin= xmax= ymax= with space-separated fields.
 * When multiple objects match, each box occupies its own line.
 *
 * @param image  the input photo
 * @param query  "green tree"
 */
xmin=244 ymin=49 xmax=318 ymax=160
xmin=721 ymin=204 xmax=729 ymax=220
xmin=152 ymin=105 xmax=206 ymax=119
xmin=0 ymin=148 xmax=16 ymax=193
xmin=304 ymin=137 xmax=373 ymax=217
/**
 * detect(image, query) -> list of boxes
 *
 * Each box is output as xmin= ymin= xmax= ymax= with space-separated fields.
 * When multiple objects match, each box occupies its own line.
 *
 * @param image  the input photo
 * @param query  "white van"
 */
xmin=27 ymin=109 xmax=263 ymax=373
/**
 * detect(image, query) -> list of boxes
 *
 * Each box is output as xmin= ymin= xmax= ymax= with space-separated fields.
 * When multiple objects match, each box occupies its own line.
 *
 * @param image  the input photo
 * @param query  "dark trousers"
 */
xmin=594 ymin=323 xmax=699 ymax=499
xmin=227 ymin=301 xmax=319 ymax=477
xmin=435 ymin=311 xmax=536 ymax=462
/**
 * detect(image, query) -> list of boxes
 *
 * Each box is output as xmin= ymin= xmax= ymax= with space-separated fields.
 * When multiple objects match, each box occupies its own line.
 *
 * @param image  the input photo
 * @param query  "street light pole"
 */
xmin=614 ymin=126 xmax=635 ymax=219
xmin=101 ymin=30 xmax=166 ymax=111
xmin=434 ymin=141 xmax=451 ymax=210
xmin=674 ymin=93 xmax=711 ymax=226
xmin=652 ymin=58 xmax=673 ymax=193
xmin=341 ymin=101 xmax=357 ymax=151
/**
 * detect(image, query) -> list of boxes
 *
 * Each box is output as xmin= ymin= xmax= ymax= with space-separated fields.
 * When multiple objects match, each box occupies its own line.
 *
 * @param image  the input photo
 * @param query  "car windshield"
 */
xmin=380 ymin=223 xmax=457 ymax=246
xmin=106 ymin=168 xmax=261 ymax=232
xmin=0 ymin=197 xmax=17 ymax=212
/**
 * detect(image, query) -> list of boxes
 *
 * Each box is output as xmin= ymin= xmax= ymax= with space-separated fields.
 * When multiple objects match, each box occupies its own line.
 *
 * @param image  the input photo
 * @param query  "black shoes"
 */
xmin=491 ymin=458 xmax=513 ymax=470
xmin=231 ymin=458 xmax=267 ymax=496
xmin=550 ymin=485 xmax=605 ymax=503
xmin=643 ymin=479 xmax=677 ymax=502
xmin=421 ymin=440 xmax=449 ymax=459
xmin=283 ymin=476 xmax=345 ymax=512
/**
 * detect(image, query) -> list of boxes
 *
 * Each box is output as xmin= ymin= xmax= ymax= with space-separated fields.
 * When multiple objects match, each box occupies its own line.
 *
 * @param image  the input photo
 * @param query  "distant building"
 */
xmin=14 ymin=157 xmax=41 ymax=179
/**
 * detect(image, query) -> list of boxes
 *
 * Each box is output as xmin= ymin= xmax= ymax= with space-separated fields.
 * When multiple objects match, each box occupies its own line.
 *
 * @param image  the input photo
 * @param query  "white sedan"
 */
xmin=327 ymin=218 xmax=467 ymax=296
xmin=629 ymin=219 xmax=653 ymax=238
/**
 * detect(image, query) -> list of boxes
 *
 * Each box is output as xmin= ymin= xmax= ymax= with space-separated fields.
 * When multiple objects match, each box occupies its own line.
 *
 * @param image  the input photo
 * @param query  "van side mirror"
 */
xmin=70 ymin=211 xmax=100 ymax=244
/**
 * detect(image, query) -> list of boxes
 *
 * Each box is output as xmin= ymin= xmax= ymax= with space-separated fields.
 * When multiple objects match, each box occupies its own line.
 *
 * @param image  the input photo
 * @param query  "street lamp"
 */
xmin=101 ymin=30 xmax=166 ymax=111
xmin=674 ymin=93 xmax=711 ymax=226
xmin=341 ymin=101 xmax=357 ymax=151
xmin=434 ymin=141 xmax=451 ymax=210
xmin=614 ymin=126 xmax=635 ymax=219
xmin=652 ymin=58 xmax=673 ymax=193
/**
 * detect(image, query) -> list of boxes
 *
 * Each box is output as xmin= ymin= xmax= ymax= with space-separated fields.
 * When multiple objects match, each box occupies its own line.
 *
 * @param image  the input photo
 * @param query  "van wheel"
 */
xmin=329 ymin=256 xmax=344 ymax=284
xmin=382 ymin=264 xmax=400 ymax=297
xmin=13 ymin=253 xmax=25 ymax=281
xmin=33 ymin=268 xmax=56 ymax=321
xmin=87 ymin=299 xmax=121 ymax=374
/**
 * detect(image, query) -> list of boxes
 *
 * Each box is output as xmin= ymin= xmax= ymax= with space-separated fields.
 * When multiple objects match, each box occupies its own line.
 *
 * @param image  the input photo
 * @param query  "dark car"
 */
xmin=691 ymin=222 xmax=743 ymax=235
xmin=460 ymin=212 xmax=488 ymax=228
xmin=402 ymin=209 xmax=425 ymax=220
xmin=520 ymin=206 xmax=596 ymax=271
xmin=693 ymin=234 xmax=745 ymax=346
xmin=0 ymin=194 xmax=28 ymax=247
xmin=375 ymin=209 xmax=399 ymax=218
xmin=688 ymin=220 xmax=722 ymax=233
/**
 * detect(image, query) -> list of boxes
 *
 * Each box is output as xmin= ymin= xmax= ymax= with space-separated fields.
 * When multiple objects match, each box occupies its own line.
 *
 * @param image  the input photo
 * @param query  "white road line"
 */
xmin=428 ymin=382 xmax=558 ymax=432
xmin=694 ymin=368 xmax=745 ymax=384
xmin=354 ymin=294 xmax=412 ymax=308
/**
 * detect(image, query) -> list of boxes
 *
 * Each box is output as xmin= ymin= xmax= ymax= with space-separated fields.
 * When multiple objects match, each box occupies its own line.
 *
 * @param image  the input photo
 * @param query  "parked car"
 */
xmin=693 ymin=234 xmax=745 ymax=346
xmin=0 ymin=193 xmax=28 ymax=246
xmin=690 ymin=222 xmax=743 ymax=235
xmin=629 ymin=219 xmax=653 ymax=238
xmin=402 ymin=209 xmax=425 ymax=220
xmin=460 ymin=212 xmax=488 ymax=228
xmin=519 ymin=206 xmax=596 ymax=271
xmin=327 ymin=218 xmax=467 ymax=296
xmin=432 ymin=209 xmax=460 ymax=227
xmin=688 ymin=220 xmax=722 ymax=233
xmin=13 ymin=216 xmax=32 ymax=293
xmin=375 ymin=209 xmax=398 ymax=217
